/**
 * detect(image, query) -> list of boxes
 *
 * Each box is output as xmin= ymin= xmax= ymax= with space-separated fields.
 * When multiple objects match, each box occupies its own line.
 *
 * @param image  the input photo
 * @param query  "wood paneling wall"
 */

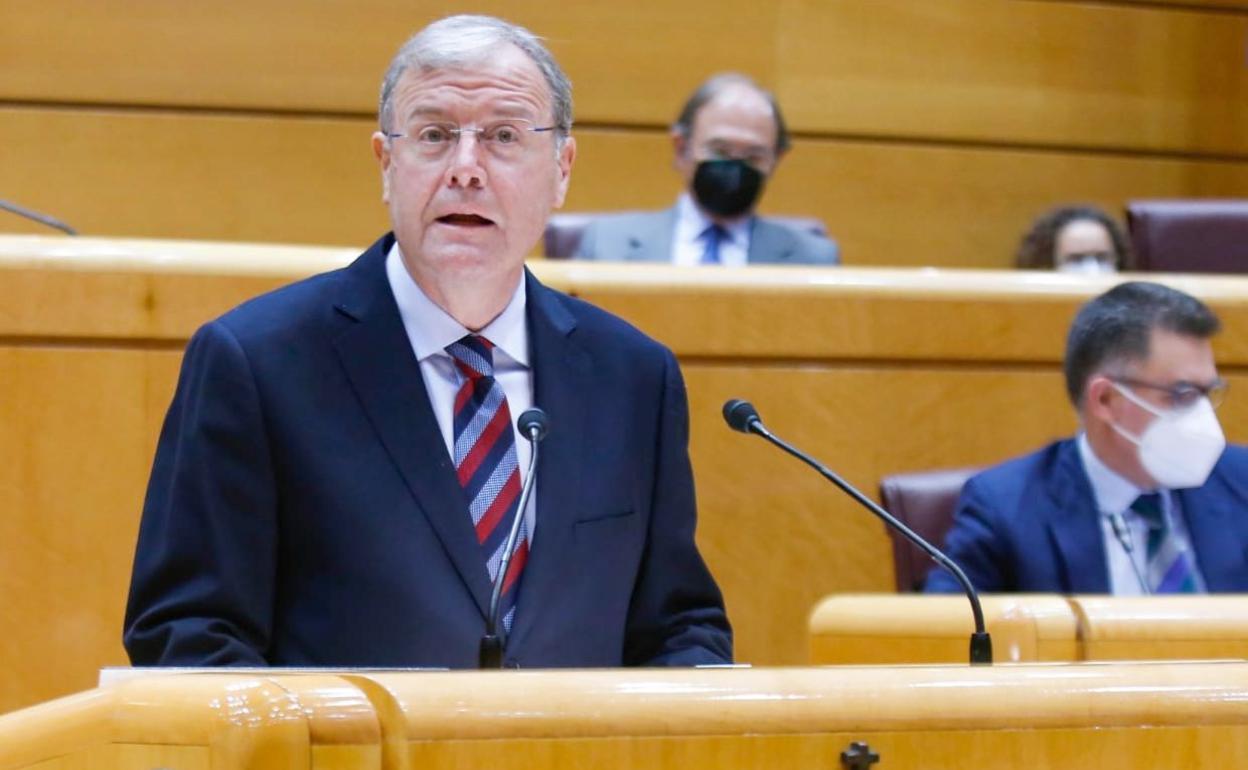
xmin=2 ymin=1 xmax=1247 ymax=265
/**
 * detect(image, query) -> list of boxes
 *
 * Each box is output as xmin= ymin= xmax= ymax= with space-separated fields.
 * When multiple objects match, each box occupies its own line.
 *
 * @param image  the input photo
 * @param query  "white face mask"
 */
xmin=1110 ymin=382 xmax=1226 ymax=489
xmin=1057 ymin=255 xmax=1116 ymax=275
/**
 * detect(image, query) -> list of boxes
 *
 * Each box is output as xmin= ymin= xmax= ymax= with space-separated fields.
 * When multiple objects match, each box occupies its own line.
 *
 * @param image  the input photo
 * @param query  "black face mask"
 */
xmin=692 ymin=159 xmax=764 ymax=219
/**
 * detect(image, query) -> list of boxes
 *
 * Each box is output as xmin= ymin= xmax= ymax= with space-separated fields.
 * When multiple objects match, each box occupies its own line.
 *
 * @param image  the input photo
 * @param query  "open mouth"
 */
xmin=436 ymin=213 xmax=495 ymax=227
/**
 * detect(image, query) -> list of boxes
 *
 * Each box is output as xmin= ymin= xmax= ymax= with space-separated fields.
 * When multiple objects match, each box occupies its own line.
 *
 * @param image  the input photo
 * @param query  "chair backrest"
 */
xmin=544 ymin=212 xmax=604 ymax=259
xmin=543 ymin=211 xmax=830 ymax=259
xmin=879 ymin=467 xmax=978 ymax=592
xmin=1126 ymin=199 xmax=1248 ymax=273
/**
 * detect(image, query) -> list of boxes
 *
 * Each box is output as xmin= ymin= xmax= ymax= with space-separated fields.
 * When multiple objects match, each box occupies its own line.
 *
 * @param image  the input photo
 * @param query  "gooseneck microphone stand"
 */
xmin=479 ymin=407 xmax=549 ymax=669
xmin=723 ymin=398 xmax=993 ymax=665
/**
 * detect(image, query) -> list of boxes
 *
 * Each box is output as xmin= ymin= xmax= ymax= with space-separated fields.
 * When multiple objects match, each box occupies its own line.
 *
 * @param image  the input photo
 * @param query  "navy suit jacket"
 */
xmin=124 ymin=233 xmax=732 ymax=668
xmin=926 ymin=439 xmax=1248 ymax=593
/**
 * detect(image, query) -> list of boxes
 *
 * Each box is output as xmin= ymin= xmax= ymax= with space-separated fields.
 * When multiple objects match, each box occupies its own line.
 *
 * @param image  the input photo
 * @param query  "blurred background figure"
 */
xmin=1016 ymin=205 xmax=1131 ymax=274
xmin=574 ymin=72 xmax=839 ymax=266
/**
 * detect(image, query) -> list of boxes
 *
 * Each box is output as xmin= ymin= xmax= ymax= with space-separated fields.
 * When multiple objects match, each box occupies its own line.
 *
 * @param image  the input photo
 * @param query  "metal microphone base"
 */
xmin=479 ymin=634 xmax=504 ymax=669
xmin=969 ymin=632 xmax=993 ymax=665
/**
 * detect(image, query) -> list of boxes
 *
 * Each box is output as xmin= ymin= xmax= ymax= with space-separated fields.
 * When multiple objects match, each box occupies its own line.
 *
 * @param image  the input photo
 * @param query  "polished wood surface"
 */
xmin=808 ymin=594 xmax=1079 ymax=664
xmin=810 ymin=595 xmax=1248 ymax=665
xmin=4 ymin=1 xmax=1246 ymax=154
xmin=3 ymin=2 xmax=1247 ymax=264
xmin=5 ymin=236 xmax=1248 ymax=713
xmin=1073 ymin=595 xmax=1248 ymax=660
xmin=0 ymin=674 xmax=378 ymax=770
xmin=7 ymin=665 xmax=1248 ymax=769
xmin=5 ymin=108 xmax=1248 ymax=267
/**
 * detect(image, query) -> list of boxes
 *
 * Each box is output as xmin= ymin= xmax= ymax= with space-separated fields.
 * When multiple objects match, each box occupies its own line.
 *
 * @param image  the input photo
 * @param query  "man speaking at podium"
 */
xmin=123 ymin=15 xmax=731 ymax=668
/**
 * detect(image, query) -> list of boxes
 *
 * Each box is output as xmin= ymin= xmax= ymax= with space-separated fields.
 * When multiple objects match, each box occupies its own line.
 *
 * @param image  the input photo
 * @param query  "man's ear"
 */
xmin=1084 ymin=375 xmax=1117 ymax=424
xmin=371 ymin=131 xmax=392 ymax=202
xmin=671 ymin=129 xmax=691 ymax=173
xmin=552 ymin=136 xmax=577 ymax=209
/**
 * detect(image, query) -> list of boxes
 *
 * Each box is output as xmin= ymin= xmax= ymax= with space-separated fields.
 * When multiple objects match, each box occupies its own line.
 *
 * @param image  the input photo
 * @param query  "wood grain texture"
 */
xmin=0 ymin=348 xmax=182 ymax=712
xmin=808 ymin=594 xmax=1080 ymax=664
xmin=4 ymin=1 xmax=1246 ymax=155
xmin=5 ymin=241 xmax=1248 ymax=711
xmin=7 ymin=666 xmax=1248 ymax=769
xmin=809 ymin=594 xmax=1248 ymax=665
xmin=4 ymin=108 xmax=1247 ymax=267
xmin=0 ymin=674 xmax=377 ymax=770
xmin=776 ymin=0 xmax=1248 ymax=155
xmin=1073 ymin=595 xmax=1248 ymax=660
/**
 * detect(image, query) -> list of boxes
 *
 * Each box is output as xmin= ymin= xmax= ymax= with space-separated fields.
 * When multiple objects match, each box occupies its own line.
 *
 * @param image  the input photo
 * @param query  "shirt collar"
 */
xmin=1077 ymin=432 xmax=1149 ymax=516
xmin=385 ymin=242 xmax=529 ymax=367
xmin=676 ymin=192 xmax=753 ymax=246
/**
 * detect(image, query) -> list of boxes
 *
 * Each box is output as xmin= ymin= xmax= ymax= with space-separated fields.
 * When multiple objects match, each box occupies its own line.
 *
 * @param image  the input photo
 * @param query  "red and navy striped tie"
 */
xmin=446 ymin=334 xmax=528 ymax=632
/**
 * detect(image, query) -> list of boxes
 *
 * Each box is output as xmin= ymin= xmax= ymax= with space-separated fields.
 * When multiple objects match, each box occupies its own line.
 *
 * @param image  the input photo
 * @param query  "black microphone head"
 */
xmin=517 ymin=407 xmax=549 ymax=442
xmin=722 ymin=399 xmax=762 ymax=434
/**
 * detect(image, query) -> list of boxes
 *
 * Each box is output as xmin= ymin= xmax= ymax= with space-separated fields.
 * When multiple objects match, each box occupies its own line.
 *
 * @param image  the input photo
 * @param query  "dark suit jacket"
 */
xmin=124 ymin=233 xmax=732 ymax=668
xmin=574 ymin=207 xmax=840 ymax=265
xmin=925 ymin=439 xmax=1248 ymax=593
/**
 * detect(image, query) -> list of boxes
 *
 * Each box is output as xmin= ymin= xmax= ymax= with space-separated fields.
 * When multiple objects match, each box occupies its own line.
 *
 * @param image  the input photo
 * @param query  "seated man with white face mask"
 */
xmin=926 ymin=281 xmax=1248 ymax=594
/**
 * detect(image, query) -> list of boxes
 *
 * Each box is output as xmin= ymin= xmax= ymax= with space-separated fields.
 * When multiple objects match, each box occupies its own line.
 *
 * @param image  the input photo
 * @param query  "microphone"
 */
xmin=722 ymin=398 xmax=993 ymax=665
xmin=479 ymin=406 xmax=549 ymax=668
xmin=0 ymin=199 xmax=78 ymax=235
xmin=1108 ymin=512 xmax=1151 ymax=595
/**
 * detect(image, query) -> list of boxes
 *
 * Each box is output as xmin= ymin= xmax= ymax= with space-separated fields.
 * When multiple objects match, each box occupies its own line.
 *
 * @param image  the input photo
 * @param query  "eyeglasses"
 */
xmin=384 ymin=119 xmax=556 ymax=160
xmin=1111 ymin=376 xmax=1228 ymax=410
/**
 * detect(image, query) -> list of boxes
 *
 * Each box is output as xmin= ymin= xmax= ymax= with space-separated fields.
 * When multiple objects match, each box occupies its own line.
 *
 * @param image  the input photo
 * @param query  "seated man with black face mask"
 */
xmin=927 ymin=281 xmax=1248 ymax=595
xmin=574 ymin=73 xmax=839 ymax=266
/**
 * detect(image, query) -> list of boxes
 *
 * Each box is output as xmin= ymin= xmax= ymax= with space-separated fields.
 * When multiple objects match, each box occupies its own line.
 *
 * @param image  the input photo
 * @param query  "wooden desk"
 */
xmin=810 ymin=594 xmax=1248 ymax=665
xmin=1072 ymin=595 xmax=1248 ymax=661
xmin=5 ymin=664 xmax=1248 ymax=769
xmin=809 ymin=594 xmax=1079 ymax=664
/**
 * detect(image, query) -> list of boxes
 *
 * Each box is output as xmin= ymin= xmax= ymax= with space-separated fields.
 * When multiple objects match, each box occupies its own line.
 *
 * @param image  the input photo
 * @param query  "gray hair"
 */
xmin=672 ymin=72 xmax=790 ymax=155
xmin=378 ymin=15 xmax=573 ymax=141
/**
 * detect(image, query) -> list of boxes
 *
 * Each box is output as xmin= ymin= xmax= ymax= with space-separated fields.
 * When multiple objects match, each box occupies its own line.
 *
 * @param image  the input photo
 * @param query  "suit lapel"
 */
xmin=1045 ymin=440 xmax=1111 ymax=593
xmin=747 ymin=219 xmax=797 ymax=264
xmin=624 ymin=207 xmax=678 ymax=262
xmin=330 ymin=235 xmax=493 ymax=618
xmin=506 ymin=270 xmax=590 ymax=651
xmin=1178 ymin=473 xmax=1243 ymax=591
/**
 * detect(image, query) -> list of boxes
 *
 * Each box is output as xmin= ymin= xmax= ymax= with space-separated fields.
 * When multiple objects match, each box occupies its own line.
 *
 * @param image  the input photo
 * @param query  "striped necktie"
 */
xmin=1130 ymin=492 xmax=1198 ymax=594
xmin=700 ymin=224 xmax=728 ymax=265
xmin=445 ymin=334 xmax=528 ymax=632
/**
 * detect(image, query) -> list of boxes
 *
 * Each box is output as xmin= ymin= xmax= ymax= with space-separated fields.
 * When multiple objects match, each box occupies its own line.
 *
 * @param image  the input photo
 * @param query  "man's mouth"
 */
xmin=436 ymin=213 xmax=495 ymax=227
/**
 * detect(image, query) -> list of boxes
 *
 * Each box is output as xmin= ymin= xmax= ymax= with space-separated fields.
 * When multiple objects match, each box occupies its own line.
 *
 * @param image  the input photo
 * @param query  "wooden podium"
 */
xmin=3 ymin=664 xmax=1248 ymax=769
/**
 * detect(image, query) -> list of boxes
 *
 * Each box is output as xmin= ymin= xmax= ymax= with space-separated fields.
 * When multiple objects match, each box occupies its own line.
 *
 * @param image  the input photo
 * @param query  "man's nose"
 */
xmin=445 ymin=131 xmax=488 ymax=189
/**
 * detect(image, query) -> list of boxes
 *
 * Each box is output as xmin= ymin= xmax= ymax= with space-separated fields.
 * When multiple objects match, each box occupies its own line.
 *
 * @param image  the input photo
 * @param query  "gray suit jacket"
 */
xmin=574 ymin=208 xmax=840 ymax=265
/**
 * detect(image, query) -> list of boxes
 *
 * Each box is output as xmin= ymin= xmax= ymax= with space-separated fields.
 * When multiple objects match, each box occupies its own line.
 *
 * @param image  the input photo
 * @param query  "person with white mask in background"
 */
xmin=1015 ymin=205 xmax=1132 ymax=274
xmin=927 ymin=281 xmax=1248 ymax=594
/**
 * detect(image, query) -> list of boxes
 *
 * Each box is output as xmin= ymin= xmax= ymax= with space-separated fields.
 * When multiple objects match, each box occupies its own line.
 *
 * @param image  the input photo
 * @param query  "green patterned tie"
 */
xmin=1130 ymin=493 xmax=1198 ymax=593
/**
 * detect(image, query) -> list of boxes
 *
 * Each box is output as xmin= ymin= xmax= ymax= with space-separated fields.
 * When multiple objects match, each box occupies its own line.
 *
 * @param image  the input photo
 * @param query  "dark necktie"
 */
xmin=700 ymin=223 xmax=728 ymax=265
xmin=1130 ymin=492 xmax=1197 ymax=593
xmin=445 ymin=334 xmax=528 ymax=631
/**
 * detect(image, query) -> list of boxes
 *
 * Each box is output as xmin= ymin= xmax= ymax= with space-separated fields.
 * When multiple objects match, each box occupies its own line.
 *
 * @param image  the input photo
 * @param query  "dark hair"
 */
xmin=1015 ymin=205 xmax=1131 ymax=270
xmin=1064 ymin=281 xmax=1221 ymax=407
xmin=671 ymin=73 xmax=790 ymax=155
